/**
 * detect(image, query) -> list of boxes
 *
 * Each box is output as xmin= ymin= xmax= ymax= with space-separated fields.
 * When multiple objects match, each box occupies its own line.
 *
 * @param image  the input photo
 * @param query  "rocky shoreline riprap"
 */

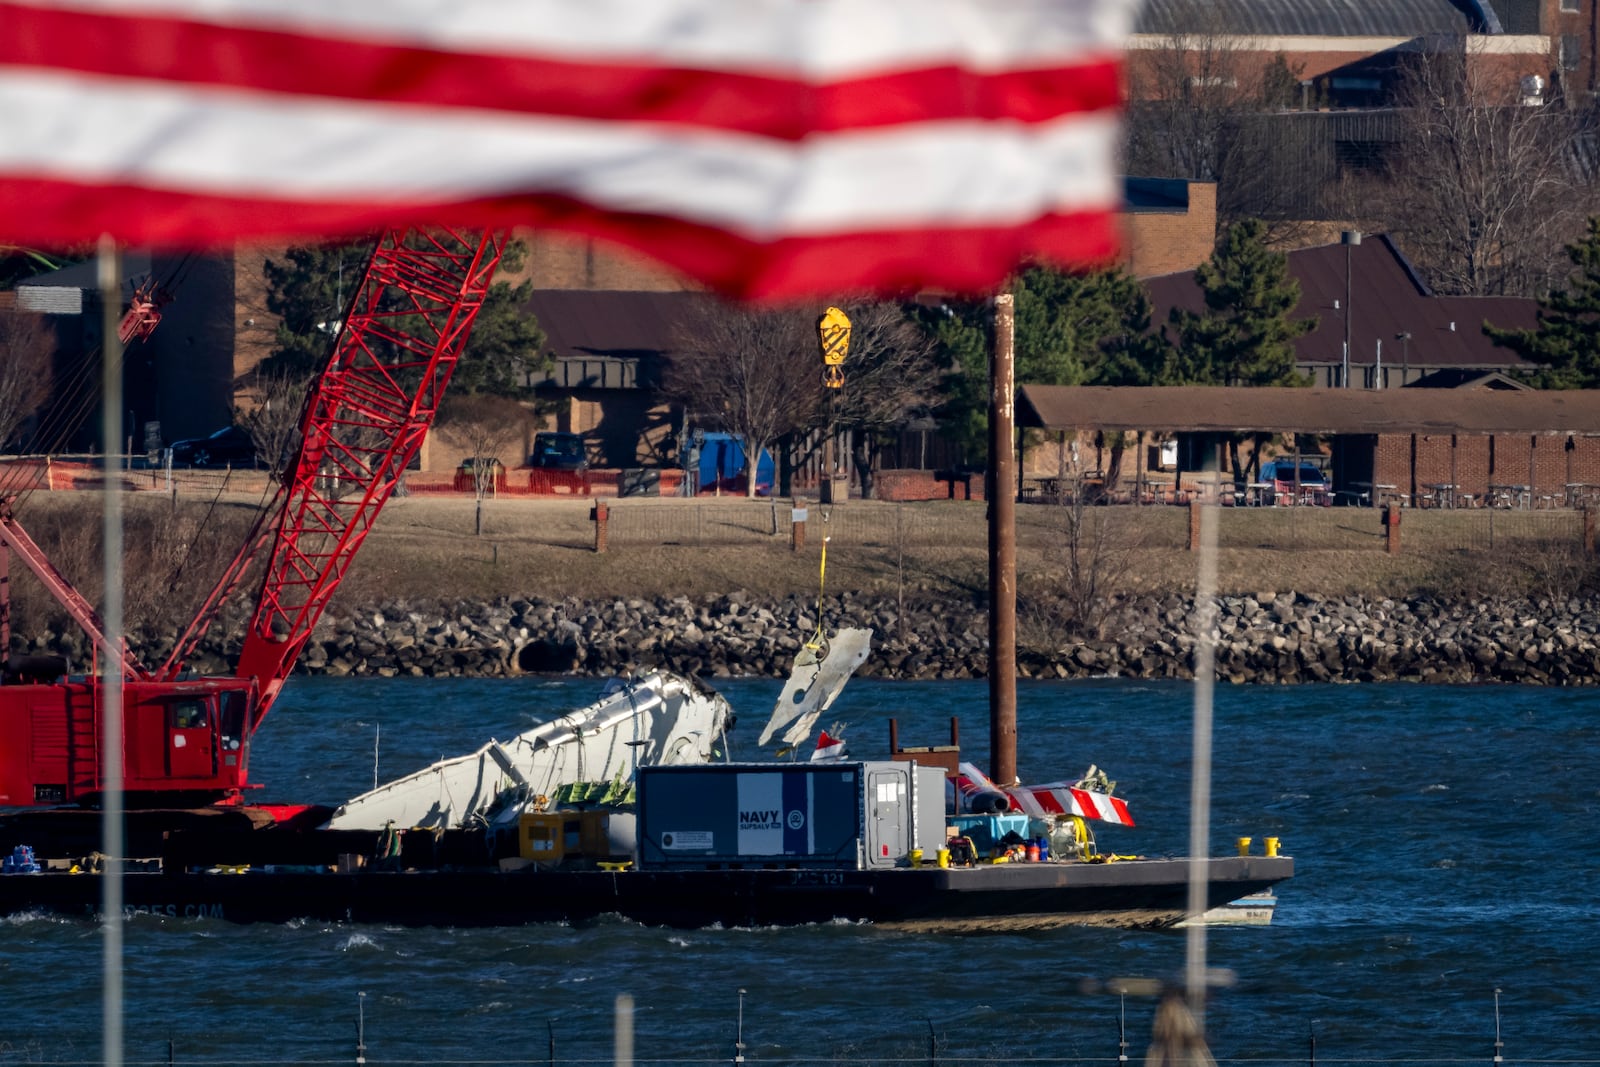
xmin=16 ymin=590 xmax=1600 ymax=685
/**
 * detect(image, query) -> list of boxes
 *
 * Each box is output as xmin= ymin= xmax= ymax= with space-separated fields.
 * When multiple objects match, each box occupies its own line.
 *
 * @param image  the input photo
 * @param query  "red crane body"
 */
xmin=0 ymin=227 xmax=506 ymax=807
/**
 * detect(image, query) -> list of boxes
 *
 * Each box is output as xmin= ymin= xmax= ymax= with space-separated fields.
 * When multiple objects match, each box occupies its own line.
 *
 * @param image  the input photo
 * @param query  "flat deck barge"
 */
xmin=0 ymin=854 xmax=1293 ymax=929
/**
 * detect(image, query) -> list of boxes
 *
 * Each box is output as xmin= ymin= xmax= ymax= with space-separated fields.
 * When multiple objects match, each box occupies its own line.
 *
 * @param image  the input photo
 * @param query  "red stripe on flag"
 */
xmin=0 ymin=4 xmax=1122 ymax=137
xmin=0 ymin=179 xmax=1118 ymax=299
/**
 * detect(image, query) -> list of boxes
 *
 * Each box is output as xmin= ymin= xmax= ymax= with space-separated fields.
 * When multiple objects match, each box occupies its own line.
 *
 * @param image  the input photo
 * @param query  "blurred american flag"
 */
xmin=0 ymin=0 xmax=1135 ymax=299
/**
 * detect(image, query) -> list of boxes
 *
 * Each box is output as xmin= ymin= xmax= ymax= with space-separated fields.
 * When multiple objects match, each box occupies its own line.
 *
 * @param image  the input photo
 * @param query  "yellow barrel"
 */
xmin=936 ymin=848 xmax=950 ymax=869
xmin=1236 ymin=837 xmax=1252 ymax=856
xmin=909 ymin=848 xmax=924 ymax=867
xmin=1265 ymin=836 xmax=1280 ymax=857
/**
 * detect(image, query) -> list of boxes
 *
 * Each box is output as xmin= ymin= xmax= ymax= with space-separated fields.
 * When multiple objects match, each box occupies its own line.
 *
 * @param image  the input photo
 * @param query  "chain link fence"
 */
xmin=593 ymin=499 xmax=1595 ymax=556
xmin=10 ymin=462 xmax=1597 ymax=560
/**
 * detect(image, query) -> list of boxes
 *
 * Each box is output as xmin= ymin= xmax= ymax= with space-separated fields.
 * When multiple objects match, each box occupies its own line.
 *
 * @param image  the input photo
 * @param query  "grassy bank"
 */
xmin=7 ymin=490 xmax=1596 ymax=647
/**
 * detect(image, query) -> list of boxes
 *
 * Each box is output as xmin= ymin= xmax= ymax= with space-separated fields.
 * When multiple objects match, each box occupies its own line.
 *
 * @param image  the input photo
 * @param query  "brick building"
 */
xmin=1485 ymin=0 xmax=1597 ymax=94
xmin=1127 ymin=0 xmax=1568 ymax=226
xmin=1131 ymin=0 xmax=1561 ymax=108
xmin=1019 ymin=385 xmax=1600 ymax=507
xmin=500 ymin=179 xmax=1217 ymax=475
xmin=1122 ymin=178 xmax=1219 ymax=277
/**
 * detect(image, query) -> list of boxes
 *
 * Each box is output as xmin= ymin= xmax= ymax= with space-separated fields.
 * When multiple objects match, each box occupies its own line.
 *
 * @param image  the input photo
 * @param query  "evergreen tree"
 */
xmin=1086 ymin=272 xmax=1176 ymax=387
xmin=1170 ymin=219 xmax=1314 ymax=386
xmin=449 ymin=266 xmax=549 ymax=396
xmin=907 ymin=297 xmax=991 ymax=460
xmin=1485 ymin=217 xmax=1600 ymax=388
xmin=261 ymin=234 xmax=548 ymax=394
xmin=913 ymin=267 xmax=1175 ymax=457
xmin=262 ymin=241 xmax=369 ymax=375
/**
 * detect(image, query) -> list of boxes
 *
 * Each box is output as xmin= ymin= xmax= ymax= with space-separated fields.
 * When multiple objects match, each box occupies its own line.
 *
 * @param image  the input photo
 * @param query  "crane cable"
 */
xmin=805 ymin=518 xmax=832 ymax=660
xmin=0 ymin=342 xmax=108 ymax=502
xmin=3 ymin=250 xmax=194 ymax=505
xmin=159 ymin=464 xmax=235 ymax=596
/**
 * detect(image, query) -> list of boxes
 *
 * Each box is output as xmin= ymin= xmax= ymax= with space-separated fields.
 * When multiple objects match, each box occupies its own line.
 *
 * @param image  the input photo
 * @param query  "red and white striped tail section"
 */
xmin=956 ymin=761 xmax=1134 ymax=826
xmin=1006 ymin=783 xmax=1134 ymax=827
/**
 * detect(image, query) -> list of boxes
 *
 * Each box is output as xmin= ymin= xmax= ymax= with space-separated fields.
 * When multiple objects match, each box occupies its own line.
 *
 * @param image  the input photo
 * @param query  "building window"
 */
xmin=1561 ymin=34 xmax=1581 ymax=70
xmin=1561 ymin=0 xmax=1579 ymax=13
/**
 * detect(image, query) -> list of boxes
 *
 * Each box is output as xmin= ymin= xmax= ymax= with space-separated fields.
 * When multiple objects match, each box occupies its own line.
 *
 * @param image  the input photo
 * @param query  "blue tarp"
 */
xmin=697 ymin=433 xmax=773 ymax=496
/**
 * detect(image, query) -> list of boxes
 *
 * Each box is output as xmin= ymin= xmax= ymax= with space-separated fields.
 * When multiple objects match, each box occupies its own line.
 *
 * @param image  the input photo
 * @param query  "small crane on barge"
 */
xmin=0 ymin=227 xmax=508 ymax=810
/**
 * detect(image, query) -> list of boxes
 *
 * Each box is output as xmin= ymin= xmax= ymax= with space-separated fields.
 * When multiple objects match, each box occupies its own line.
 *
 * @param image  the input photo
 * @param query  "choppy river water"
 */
xmin=3 ymin=676 xmax=1597 ymax=1067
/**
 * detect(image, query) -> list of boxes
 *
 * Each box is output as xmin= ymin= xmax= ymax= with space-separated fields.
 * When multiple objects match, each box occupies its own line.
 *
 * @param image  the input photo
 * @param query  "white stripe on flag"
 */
xmin=0 ymin=72 xmax=1120 ymax=235
xmin=9 ymin=0 xmax=1135 ymax=76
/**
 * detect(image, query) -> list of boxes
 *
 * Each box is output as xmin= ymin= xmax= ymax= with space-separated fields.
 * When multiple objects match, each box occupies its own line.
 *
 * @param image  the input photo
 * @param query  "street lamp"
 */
xmin=1342 ymin=231 xmax=1361 ymax=387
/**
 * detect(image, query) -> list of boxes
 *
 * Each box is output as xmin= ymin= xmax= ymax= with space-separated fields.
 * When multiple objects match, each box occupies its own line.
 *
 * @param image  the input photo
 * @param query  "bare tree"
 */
xmin=0 ymin=311 xmax=55 ymax=451
xmin=1018 ymin=491 xmax=1145 ymax=648
xmin=1126 ymin=16 xmax=1255 ymax=183
xmin=1054 ymin=489 xmax=1145 ymax=640
xmin=235 ymin=368 xmax=310 ymax=477
xmin=662 ymin=298 xmax=817 ymax=499
xmin=230 ymin=245 xmax=288 ymax=380
xmin=1124 ymin=11 xmax=1319 ymax=234
xmin=437 ymin=394 xmax=530 ymax=534
xmin=829 ymin=303 xmax=947 ymax=498
xmin=1348 ymin=46 xmax=1587 ymax=296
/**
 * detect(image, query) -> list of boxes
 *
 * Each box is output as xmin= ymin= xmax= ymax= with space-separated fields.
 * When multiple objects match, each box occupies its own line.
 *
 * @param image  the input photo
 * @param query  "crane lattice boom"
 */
xmin=234 ymin=228 xmax=507 ymax=724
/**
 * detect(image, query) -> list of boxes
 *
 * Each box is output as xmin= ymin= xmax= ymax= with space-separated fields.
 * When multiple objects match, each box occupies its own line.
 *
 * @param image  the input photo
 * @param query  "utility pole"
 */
xmin=988 ymin=293 xmax=1017 ymax=787
xmin=1343 ymin=230 xmax=1361 ymax=387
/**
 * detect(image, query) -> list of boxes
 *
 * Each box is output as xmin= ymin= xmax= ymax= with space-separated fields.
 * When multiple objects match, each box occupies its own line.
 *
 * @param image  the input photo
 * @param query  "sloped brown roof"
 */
xmin=1019 ymin=385 xmax=1600 ymax=435
xmin=1143 ymin=234 xmax=1539 ymax=373
xmin=524 ymin=289 xmax=707 ymax=360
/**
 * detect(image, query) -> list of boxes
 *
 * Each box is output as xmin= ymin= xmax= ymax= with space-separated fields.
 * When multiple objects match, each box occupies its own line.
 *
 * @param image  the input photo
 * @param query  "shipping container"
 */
xmin=637 ymin=762 xmax=946 ymax=870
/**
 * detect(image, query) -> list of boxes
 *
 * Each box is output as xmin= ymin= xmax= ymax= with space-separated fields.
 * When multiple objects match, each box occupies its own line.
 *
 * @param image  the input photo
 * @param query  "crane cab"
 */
xmin=0 ymin=663 xmax=258 ymax=808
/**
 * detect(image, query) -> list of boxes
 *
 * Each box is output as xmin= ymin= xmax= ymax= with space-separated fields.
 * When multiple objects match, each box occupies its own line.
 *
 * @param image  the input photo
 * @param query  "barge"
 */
xmin=0 ymin=851 xmax=1293 ymax=930
xmin=0 ymin=754 xmax=1293 ymax=929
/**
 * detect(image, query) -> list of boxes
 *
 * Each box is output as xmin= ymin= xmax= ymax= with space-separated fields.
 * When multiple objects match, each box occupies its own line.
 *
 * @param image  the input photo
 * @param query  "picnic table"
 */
xmin=1488 ymin=484 xmax=1531 ymax=509
xmin=1421 ymin=483 xmax=1458 ymax=509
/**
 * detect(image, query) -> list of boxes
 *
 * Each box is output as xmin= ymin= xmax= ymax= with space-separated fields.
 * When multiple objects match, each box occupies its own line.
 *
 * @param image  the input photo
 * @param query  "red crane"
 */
xmin=0 ymin=227 xmax=506 ymax=807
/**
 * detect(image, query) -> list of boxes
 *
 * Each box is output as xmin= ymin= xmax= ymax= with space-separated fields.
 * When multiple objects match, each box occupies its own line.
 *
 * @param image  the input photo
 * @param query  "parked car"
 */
xmin=454 ymin=456 xmax=508 ymax=493
xmin=1259 ymin=459 xmax=1330 ymax=505
xmin=529 ymin=431 xmax=588 ymax=471
xmin=168 ymin=426 xmax=260 ymax=469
